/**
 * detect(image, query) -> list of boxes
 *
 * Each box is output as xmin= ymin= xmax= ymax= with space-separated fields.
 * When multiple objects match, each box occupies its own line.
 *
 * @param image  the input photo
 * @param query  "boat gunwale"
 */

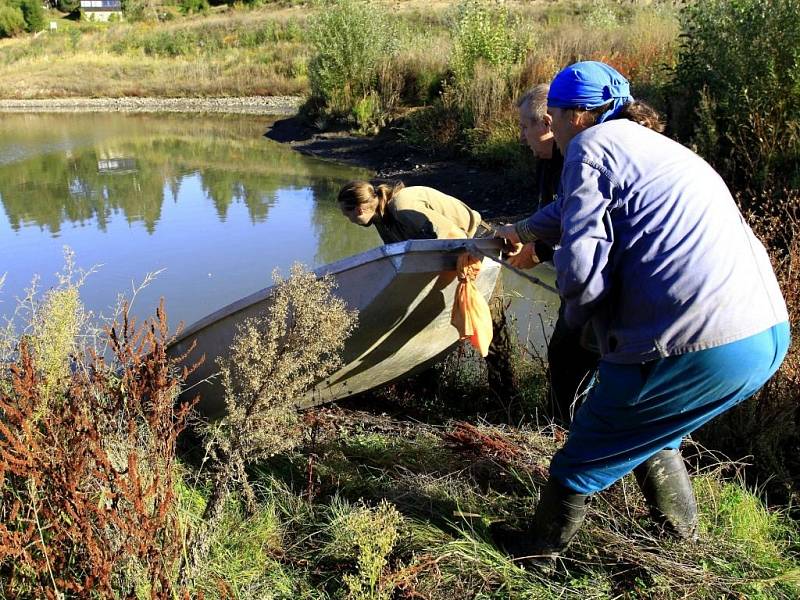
xmin=171 ymin=238 xmax=504 ymax=345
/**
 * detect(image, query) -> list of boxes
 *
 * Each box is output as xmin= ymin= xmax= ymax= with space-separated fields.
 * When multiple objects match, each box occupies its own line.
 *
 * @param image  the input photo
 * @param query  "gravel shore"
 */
xmin=0 ymin=96 xmax=303 ymax=115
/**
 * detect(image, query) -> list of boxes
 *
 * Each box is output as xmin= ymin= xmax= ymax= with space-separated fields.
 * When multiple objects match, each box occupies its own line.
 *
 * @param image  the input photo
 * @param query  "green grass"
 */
xmin=166 ymin=340 xmax=800 ymax=600
xmin=694 ymin=475 xmax=800 ymax=597
xmin=0 ymin=7 xmax=311 ymax=97
xmin=172 ymin=405 xmax=800 ymax=599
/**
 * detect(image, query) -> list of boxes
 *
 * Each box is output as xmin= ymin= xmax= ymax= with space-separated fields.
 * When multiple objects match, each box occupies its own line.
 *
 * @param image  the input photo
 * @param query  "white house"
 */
xmin=79 ymin=0 xmax=122 ymax=21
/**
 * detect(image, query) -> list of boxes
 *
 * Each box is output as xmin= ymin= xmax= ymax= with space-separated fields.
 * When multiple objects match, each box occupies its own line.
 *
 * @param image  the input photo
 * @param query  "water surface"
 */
xmin=0 ymin=112 xmax=379 ymax=328
xmin=0 ymin=112 xmax=557 ymax=356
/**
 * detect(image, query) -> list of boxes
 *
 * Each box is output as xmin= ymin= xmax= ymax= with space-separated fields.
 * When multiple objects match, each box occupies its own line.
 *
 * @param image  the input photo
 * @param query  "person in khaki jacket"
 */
xmin=338 ymin=179 xmax=518 ymax=401
xmin=337 ymin=181 xmax=486 ymax=242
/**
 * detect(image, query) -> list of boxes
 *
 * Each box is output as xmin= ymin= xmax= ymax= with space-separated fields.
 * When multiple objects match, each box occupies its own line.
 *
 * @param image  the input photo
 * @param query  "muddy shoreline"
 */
xmin=265 ymin=116 xmax=537 ymax=224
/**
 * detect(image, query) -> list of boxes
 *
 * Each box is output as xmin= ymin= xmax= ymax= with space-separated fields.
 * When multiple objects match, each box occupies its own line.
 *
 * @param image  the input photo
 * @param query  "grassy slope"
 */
xmin=181 ymin=403 xmax=800 ymax=599
xmin=174 ymin=348 xmax=800 ymax=600
xmin=0 ymin=0 xmax=678 ymax=100
xmin=0 ymin=7 xmax=311 ymax=98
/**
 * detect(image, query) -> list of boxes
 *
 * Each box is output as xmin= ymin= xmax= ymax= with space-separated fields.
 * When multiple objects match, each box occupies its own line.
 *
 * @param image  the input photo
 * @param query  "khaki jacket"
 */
xmin=374 ymin=186 xmax=481 ymax=243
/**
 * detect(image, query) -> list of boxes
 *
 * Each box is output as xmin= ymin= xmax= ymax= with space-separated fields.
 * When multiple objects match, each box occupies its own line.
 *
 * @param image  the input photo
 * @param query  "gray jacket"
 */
xmin=520 ymin=119 xmax=788 ymax=364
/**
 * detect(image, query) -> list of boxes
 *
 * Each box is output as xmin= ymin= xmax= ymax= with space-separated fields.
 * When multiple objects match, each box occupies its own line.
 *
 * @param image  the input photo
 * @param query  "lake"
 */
xmin=0 ymin=112 xmax=557 ymax=358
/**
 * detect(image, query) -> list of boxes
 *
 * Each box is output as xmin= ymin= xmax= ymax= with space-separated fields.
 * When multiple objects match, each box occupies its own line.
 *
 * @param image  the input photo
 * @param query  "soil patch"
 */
xmin=266 ymin=116 xmax=538 ymax=223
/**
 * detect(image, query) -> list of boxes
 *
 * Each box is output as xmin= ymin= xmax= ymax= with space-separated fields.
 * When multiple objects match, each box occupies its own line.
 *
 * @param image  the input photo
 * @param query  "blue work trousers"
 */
xmin=550 ymin=322 xmax=790 ymax=494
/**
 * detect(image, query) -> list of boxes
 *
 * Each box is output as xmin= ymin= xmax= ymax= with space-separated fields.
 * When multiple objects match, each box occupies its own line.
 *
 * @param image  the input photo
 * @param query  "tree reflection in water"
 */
xmin=0 ymin=112 xmax=381 ymax=326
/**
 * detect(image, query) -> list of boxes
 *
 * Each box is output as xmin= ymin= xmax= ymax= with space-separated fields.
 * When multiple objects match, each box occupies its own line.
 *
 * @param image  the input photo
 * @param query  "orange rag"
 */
xmin=451 ymin=253 xmax=493 ymax=357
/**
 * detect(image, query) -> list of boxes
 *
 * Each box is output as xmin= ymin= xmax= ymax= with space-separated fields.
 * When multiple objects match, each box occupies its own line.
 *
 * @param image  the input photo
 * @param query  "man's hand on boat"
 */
xmin=505 ymin=242 xmax=540 ymax=269
xmin=494 ymin=223 xmax=521 ymax=245
xmin=493 ymin=225 xmax=540 ymax=269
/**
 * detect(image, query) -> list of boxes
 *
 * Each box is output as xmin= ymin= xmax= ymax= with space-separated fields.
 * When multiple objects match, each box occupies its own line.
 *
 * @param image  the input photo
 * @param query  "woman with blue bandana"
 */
xmin=493 ymin=61 xmax=790 ymax=559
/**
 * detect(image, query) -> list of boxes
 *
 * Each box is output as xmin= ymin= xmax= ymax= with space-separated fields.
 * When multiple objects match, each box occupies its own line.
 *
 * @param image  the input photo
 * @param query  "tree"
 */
xmin=0 ymin=3 xmax=24 ymax=38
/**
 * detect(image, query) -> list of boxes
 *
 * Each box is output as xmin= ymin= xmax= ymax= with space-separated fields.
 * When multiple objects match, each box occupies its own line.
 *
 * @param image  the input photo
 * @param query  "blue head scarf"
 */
xmin=547 ymin=61 xmax=633 ymax=124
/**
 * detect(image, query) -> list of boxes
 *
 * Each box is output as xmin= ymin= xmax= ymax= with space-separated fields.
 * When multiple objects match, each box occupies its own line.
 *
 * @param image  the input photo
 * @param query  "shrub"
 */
xmin=142 ymin=30 xmax=197 ymax=57
xmin=11 ymin=0 xmax=43 ymax=32
xmin=451 ymin=0 xmax=527 ymax=85
xmin=179 ymin=0 xmax=208 ymax=15
xmin=56 ymin=0 xmax=79 ymax=13
xmin=0 ymin=295 xmax=194 ymax=596
xmin=307 ymin=0 xmax=398 ymax=123
xmin=326 ymin=499 xmax=402 ymax=600
xmin=122 ymin=0 xmax=158 ymax=21
xmin=694 ymin=192 xmax=800 ymax=504
xmin=458 ymin=60 xmax=514 ymax=130
xmin=390 ymin=48 xmax=449 ymax=106
xmin=415 ymin=61 xmax=523 ymax=166
xmin=465 ymin=115 xmax=530 ymax=172
xmin=582 ymin=0 xmax=620 ymax=30
xmin=211 ymin=263 xmax=356 ymax=491
xmin=350 ymin=90 xmax=384 ymax=134
xmin=395 ymin=1 xmax=530 ymax=165
xmin=182 ymin=264 xmax=357 ymax=581
xmin=28 ymin=286 xmax=80 ymax=408
xmin=400 ymin=102 xmax=464 ymax=157
xmin=0 ymin=3 xmax=24 ymax=38
xmin=672 ymin=0 xmax=800 ymax=195
xmin=400 ymin=63 xmax=525 ymax=167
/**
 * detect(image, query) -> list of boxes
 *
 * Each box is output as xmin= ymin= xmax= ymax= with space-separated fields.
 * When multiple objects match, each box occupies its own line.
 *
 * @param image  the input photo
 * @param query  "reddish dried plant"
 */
xmin=442 ymin=421 xmax=522 ymax=464
xmin=754 ymin=201 xmax=800 ymax=456
xmin=0 ymin=300 xmax=198 ymax=598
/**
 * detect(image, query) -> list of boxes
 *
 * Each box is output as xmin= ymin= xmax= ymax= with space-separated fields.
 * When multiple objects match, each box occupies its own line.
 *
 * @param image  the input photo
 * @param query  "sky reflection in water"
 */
xmin=0 ymin=112 xmax=380 ymax=328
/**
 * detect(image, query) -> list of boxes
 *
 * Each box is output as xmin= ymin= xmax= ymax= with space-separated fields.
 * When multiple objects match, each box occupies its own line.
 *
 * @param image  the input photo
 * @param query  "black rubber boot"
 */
xmin=634 ymin=448 xmax=698 ymax=541
xmin=491 ymin=478 xmax=590 ymax=560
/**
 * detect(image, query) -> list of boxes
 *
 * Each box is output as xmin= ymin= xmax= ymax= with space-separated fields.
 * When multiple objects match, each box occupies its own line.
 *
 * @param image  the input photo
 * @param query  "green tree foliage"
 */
xmin=0 ymin=0 xmax=46 ymax=35
xmin=0 ymin=3 xmax=24 ymax=37
xmin=451 ymin=0 xmax=527 ymax=85
xmin=307 ymin=0 xmax=397 ymax=128
xmin=56 ymin=0 xmax=80 ymax=13
xmin=673 ymin=0 xmax=800 ymax=194
xmin=12 ymin=0 xmax=43 ymax=32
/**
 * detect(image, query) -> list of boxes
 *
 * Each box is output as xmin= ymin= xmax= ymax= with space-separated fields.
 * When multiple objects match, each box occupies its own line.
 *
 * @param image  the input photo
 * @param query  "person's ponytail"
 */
xmin=374 ymin=181 xmax=405 ymax=216
xmin=338 ymin=180 xmax=405 ymax=218
xmin=617 ymin=101 xmax=665 ymax=133
xmin=583 ymin=100 xmax=665 ymax=132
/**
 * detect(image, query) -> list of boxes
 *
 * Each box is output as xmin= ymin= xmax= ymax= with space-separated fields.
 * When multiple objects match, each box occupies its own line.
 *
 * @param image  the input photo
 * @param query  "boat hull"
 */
xmin=168 ymin=238 xmax=504 ymax=417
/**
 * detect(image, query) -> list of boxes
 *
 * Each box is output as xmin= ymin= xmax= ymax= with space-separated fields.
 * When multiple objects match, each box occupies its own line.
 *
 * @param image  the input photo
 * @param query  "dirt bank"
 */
xmin=266 ymin=116 xmax=537 ymax=224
